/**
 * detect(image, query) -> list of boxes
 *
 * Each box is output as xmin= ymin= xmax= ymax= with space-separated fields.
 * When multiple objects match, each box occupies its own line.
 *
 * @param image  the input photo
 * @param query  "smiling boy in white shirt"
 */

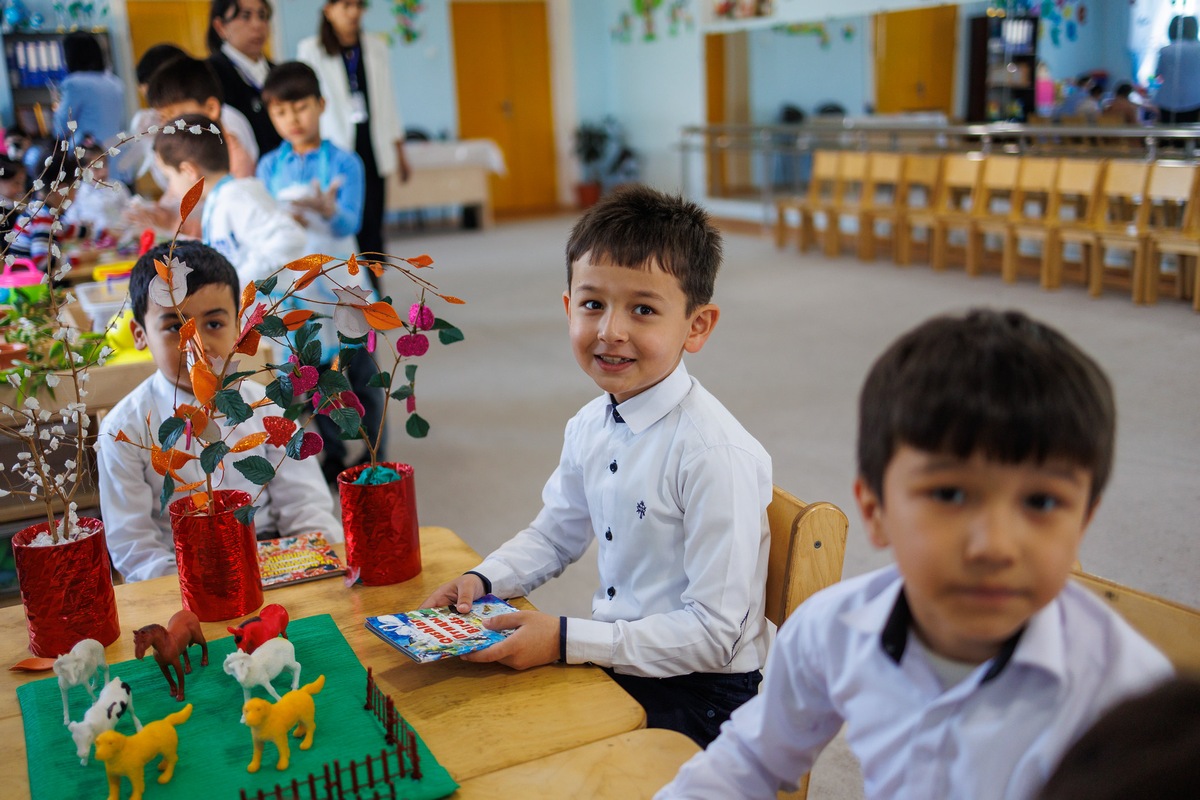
xmin=422 ymin=186 xmax=773 ymax=747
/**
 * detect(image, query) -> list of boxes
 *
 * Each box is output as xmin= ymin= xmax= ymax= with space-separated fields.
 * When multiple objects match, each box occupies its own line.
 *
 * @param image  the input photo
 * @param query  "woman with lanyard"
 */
xmin=206 ymin=0 xmax=283 ymax=156
xmin=298 ymin=0 xmax=411 ymax=283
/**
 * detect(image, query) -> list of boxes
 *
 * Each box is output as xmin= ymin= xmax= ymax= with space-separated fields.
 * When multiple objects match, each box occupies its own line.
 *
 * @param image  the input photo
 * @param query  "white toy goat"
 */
xmin=223 ymin=638 xmax=302 ymax=715
xmin=53 ymin=638 xmax=109 ymax=725
xmin=67 ymin=677 xmax=143 ymax=765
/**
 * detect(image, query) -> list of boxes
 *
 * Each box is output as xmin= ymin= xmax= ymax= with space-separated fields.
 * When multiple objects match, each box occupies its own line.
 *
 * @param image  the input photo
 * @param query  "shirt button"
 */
xmin=607 ymin=586 xmax=616 ymax=599
xmin=609 ymin=460 xmax=618 ymax=473
xmin=605 ymin=528 xmax=613 ymax=541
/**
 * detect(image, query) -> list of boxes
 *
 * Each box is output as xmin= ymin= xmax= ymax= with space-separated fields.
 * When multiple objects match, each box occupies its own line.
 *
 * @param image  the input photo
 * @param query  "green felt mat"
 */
xmin=17 ymin=614 xmax=458 ymax=800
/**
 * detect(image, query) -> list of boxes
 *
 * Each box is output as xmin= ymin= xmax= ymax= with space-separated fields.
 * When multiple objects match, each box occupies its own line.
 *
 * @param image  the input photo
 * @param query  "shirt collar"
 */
xmin=606 ymin=360 xmax=691 ymax=435
xmin=221 ymin=42 xmax=270 ymax=88
xmin=152 ymin=368 xmax=196 ymax=404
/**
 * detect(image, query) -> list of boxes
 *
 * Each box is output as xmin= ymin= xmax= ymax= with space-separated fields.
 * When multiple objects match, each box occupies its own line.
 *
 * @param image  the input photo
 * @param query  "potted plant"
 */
xmin=574 ymin=121 xmax=610 ymax=209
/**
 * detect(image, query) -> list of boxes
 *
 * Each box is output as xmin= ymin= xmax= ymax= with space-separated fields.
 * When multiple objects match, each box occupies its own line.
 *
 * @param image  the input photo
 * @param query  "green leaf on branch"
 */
xmin=405 ymin=364 xmax=418 ymax=382
xmin=367 ymin=370 xmax=392 ymax=389
xmin=390 ymin=384 xmax=412 ymax=401
xmin=232 ymin=455 xmax=276 ymax=485
xmin=285 ymin=430 xmax=305 ymax=459
xmin=256 ymin=316 xmax=287 ymax=337
xmin=330 ymin=407 xmax=362 ymax=437
xmin=294 ymin=322 xmax=317 ymax=352
xmin=283 ymin=403 xmax=307 ymax=421
xmin=233 ymin=504 xmax=259 ymax=525
xmin=158 ymin=417 xmax=187 ymax=451
xmin=266 ymin=376 xmax=293 ymax=407
xmin=406 ymin=413 xmax=430 ymax=439
xmin=318 ymin=369 xmax=351 ymax=397
xmin=214 ymin=389 xmax=253 ymax=425
xmin=437 ymin=325 xmax=465 ymax=345
xmin=300 ymin=338 xmax=322 ymax=367
xmin=256 ymin=276 xmax=278 ymax=296
xmin=222 ymin=370 xmax=257 ymax=387
xmin=159 ymin=473 xmax=175 ymax=513
xmin=201 ymin=441 xmax=230 ymax=474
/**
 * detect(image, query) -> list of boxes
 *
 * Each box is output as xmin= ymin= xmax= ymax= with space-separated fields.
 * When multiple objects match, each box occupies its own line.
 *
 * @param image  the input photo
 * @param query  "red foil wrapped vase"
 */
xmin=12 ymin=517 xmax=120 ymax=657
xmin=169 ymin=489 xmax=263 ymax=621
xmin=338 ymin=462 xmax=421 ymax=585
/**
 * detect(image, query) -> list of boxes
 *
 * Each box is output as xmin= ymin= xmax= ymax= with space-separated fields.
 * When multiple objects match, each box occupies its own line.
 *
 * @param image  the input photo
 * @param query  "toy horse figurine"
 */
xmin=133 ymin=611 xmax=208 ymax=701
xmin=228 ymin=603 xmax=290 ymax=654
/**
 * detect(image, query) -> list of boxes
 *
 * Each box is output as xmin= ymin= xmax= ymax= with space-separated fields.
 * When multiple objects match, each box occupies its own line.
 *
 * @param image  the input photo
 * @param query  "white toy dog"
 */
xmin=67 ymin=677 xmax=142 ymax=765
xmin=53 ymin=638 xmax=109 ymax=725
xmin=223 ymin=638 xmax=301 ymax=718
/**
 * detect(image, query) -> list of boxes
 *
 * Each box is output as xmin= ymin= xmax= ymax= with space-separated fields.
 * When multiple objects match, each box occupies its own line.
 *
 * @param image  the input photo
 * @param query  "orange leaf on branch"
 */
xmin=284 ymin=253 xmax=336 ymax=272
xmin=180 ymin=177 xmax=205 ymax=223
xmin=233 ymin=329 xmax=261 ymax=356
xmin=436 ymin=293 xmax=466 ymax=305
xmin=151 ymin=447 xmax=196 ymax=477
xmin=362 ymin=301 xmax=406 ymax=330
xmin=173 ymin=404 xmax=210 ymax=434
xmin=113 ymin=430 xmax=132 ymax=444
xmin=406 ymin=254 xmax=434 ymax=267
xmin=177 ymin=318 xmax=196 ymax=350
xmin=239 ymin=283 xmax=257 ymax=317
xmin=282 ymin=309 xmax=314 ymax=330
xmin=368 ymin=261 xmax=386 ymax=278
xmin=174 ymin=480 xmax=207 ymax=493
xmin=190 ymin=492 xmax=209 ymax=511
xmin=189 ymin=360 xmax=219 ymax=406
xmin=231 ymin=432 xmax=269 ymax=452
xmin=154 ymin=258 xmax=171 ymax=283
xmin=295 ymin=265 xmax=323 ymax=291
xmin=347 ymin=253 xmax=360 ymax=275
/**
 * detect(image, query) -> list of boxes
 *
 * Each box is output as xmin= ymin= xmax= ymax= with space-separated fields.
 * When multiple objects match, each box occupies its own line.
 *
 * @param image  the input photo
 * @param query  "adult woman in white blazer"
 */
xmin=297 ymin=0 xmax=410 ymax=271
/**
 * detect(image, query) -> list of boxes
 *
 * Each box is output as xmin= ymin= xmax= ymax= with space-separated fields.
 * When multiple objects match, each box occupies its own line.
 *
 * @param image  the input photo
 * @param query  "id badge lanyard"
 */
xmin=342 ymin=46 xmax=369 ymax=124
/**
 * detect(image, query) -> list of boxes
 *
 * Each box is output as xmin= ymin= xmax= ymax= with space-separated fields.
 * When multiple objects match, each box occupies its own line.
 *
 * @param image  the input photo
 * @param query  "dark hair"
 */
xmin=318 ymin=0 xmax=360 ymax=56
xmin=262 ymin=61 xmax=322 ymax=105
xmin=153 ymin=113 xmax=230 ymax=174
xmin=1115 ymin=82 xmax=1134 ymax=99
xmin=136 ymin=43 xmax=188 ymax=85
xmin=62 ymin=31 xmax=105 ymax=73
xmin=565 ymin=184 xmax=721 ymax=313
xmin=146 ymin=56 xmax=224 ymax=109
xmin=857 ymin=309 xmax=1115 ymax=506
xmin=1038 ymin=678 xmax=1200 ymax=800
xmin=0 ymin=154 xmax=25 ymax=180
xmin=130 ymin=240 xmax=240 ymax=326
xmin=1168 ymin=15 xmax=1199 ymax=42
xmin=207 ymin=0 xmax=274 ymax=53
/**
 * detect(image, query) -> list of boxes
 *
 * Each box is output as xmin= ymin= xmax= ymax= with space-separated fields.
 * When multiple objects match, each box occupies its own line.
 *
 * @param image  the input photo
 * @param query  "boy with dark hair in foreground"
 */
xmin=658 ymin=309 xmax=1173 ymax=799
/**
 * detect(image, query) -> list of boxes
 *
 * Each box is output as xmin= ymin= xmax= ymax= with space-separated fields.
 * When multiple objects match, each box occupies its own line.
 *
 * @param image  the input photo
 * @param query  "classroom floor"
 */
xmin=371 ymin=213 xmax=1198 ymax=797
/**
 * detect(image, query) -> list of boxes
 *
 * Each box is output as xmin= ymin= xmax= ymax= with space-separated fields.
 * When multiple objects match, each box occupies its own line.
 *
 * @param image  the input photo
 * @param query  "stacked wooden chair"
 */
xmin=1139 ymin=161 xmax=1200 ymax=307
xmin=857 ymin=152 xmax=905 ymax=261
xmin=998 ymin=156 xmax=1060 ymax=283
xmin=928 ymin=154 xmax=984 ymax=271
xmin=1089 ymin=160 xmax=1152 ymax=299
xmin=1041 ymin=159 xmax=1106 ymax=290
xmin=774 ymin=150 xmax=841 ymax=252
xmin=822 ymin=152 xmax=869 ymax=257
xmin=894 ymin=154 xmax=943 ymax=265
xmin=965 ymin=154 xmax=1021 ymax=276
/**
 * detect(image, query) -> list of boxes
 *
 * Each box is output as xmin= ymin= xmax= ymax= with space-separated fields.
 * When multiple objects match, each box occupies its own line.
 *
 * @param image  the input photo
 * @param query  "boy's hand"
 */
xmin=461 ymin=611 xmax=559 ymax=671
xmin=290 ymin=178 xmax=341 ymax=220
xmin=419 ymin=573 xmax=485 ymax=614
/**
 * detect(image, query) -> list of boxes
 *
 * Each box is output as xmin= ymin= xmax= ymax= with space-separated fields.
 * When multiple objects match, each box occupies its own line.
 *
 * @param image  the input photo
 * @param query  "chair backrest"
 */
xmin=899 ymin=153 xmax=942 ymax=211
xmin=973 ymin=154 xmax=1022 ymax=219
xmin=1010 ymin=156 xmax=1059 ymax=224
xmin=1048 ymin=158 xmax=1105 ymax=225
xmin=807 ymin=150 xmax=842 ymax=205
xmin=1072 ymin=568 xmax=1200 ymax=673
xmin=1096 ymin=159 xmax=1152 ymax=230
xmin=764 ymin=486 xmax=849 ymax=627
xmin=1144 ymin=161 xmax=1199 ymax=235
xmin=834 ymin=152 xmax=869 ymax=206
xmin=863 ymin=152 xmax=904 ymax=213
xmin=935 ymin=154 xmax=984 ymax=215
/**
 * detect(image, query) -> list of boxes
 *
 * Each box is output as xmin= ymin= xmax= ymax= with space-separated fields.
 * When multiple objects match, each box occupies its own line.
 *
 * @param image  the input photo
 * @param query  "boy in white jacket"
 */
xmin=153 ymin=112 xmax=305 ymax=287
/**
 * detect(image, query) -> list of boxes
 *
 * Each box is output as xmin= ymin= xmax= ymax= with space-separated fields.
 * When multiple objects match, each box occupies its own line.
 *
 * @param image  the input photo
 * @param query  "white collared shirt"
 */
xmin=657 ymin=566 xmax=1174 ymax=800
xmin=475 ymin=362 xmax=774 ymax=677
xmin=200 ymin=176 xmax=308 ymax=287
xmin=221 ymin=42 xmax=271 ymax=90
xmin=97 ymin=371 xmax=342 ymax=582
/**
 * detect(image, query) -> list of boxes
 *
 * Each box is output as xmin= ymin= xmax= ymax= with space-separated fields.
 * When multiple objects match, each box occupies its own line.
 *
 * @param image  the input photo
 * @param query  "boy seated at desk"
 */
xmin=7 ymin=147 xmax=81 ymax=274
xmin=96 ymin=240 xmax=341 ymax=582
xmin=423 ymin=186 xmax=774 ymax=748
xmin=657 ymin=309 xmax=1174 ymax=799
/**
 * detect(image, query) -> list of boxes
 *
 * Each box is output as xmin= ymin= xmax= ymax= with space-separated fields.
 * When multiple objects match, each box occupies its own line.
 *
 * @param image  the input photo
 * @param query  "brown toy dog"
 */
xmin=243 ymin=674 xmax=325 ymax=772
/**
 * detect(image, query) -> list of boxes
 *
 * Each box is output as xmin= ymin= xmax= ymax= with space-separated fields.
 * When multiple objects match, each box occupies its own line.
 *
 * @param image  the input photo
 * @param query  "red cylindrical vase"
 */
xmin=169 ymin=490 xmax=263 ymax=621
xmin=12 ymin=518 xmax=120 ymax=657
xmin=338 ymin=462 xmax=421 ymax=585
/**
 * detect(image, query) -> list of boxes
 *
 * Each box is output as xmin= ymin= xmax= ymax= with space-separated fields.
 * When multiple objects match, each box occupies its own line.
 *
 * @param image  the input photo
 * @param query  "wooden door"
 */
xmin=126 ymin=0 xmax=210 ymax=72
xmin=451 ymin=1 xmax=558 ymax=216
xmin=874 ymin=5 xmax=957 ymax=115
xmin=704 ymin=31 xmax=751 ymax=199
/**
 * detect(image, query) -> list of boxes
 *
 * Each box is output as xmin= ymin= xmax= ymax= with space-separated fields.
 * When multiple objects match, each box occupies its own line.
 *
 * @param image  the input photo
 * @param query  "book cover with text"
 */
xmin=257 ymin=531 xmax=346 ymax=589
xmin=364 ymin=595 xmax=521 ymax=663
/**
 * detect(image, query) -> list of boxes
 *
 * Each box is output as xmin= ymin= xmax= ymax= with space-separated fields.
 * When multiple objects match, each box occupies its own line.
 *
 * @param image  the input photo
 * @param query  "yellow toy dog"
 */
xmin=243 ymin=674 xmax=325 ymax=772
xmin=94 ymin=704 xmax=192 ymax=800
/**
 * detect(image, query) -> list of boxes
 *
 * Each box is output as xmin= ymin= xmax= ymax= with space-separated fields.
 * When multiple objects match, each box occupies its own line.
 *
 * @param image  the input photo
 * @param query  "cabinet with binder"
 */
xmin=967 ymin=14 xmax=1038 ymax=123
xmin=2 ymin=29 xmax=114 ymax=135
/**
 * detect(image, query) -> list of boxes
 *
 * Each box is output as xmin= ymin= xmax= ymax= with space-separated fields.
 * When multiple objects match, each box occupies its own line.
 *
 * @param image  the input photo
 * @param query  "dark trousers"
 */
xmin=315 ymin=346 xmax=385 ymax=480
xmin=603 ymin=668 xmax=762 ymax=748
xmin=1161 ymin=108 xmax=1200 ymax=124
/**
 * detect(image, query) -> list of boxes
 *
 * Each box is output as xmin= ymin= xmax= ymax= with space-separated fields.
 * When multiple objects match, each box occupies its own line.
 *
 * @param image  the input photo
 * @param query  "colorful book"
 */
xmin=364 ymin=595 xmax=521 ymax=663
xmin=257 ymin=532 xmax=346 ymax=589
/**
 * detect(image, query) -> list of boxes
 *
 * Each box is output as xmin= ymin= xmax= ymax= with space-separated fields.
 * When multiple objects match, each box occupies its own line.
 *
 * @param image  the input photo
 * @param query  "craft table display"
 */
xmin=386 ymin=139 xmax=507 ymax=228
xmin=0 ymin=527 xmax=647 ymax=798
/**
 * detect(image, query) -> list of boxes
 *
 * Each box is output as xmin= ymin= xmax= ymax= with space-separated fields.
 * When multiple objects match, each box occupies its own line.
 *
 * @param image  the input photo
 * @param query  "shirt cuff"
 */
xmin=464 ymin=570 xmax=491 ymax=595
xmin=564 ymin=618 xmax=613 ymax=666
xmin=559 ymin=616 xmax=567 ymax=663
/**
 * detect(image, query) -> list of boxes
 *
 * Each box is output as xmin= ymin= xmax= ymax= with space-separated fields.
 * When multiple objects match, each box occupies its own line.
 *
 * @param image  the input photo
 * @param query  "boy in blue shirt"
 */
xmin=658 ymin=310 xmax=1173 ymax=799
xmin=257 ymin=60 xmax=380 ymax=481
xmin=422 ymin=186 xmax=774 ymax=747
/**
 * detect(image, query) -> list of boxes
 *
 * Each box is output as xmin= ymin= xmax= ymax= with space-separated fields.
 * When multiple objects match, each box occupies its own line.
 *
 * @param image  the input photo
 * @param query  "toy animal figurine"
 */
xmin=133 ymin=610 xmax=208 ymax=702
xmin=243 ymin=674 xmax=325 ymax=772
xmin=54 ymin=638 xmax=109 ymax=725
xmin=228 ymin=603 xmax=290 ymax=654
xmin=224 ymin=638 xmax=302 ymax=713
xmin=67 ymin=677 xmax=143 ymax=766
xmin=94 ymin=704 xmax=192 ymax=800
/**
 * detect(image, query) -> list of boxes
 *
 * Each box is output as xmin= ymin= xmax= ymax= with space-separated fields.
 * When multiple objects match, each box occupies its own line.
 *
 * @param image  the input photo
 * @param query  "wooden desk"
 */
xmin=0 ymin=527 xmax=645 ymax=797
xmin=453 ymin=729 xmax=699 ymax=799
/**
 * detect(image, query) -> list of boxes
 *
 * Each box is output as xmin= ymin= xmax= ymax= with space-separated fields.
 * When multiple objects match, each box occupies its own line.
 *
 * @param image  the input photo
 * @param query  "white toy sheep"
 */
xmin=67 ymin=677 xmax=142 ymax=766
xmin=53 ymin=638 xmax=109 ymax=725
xmin=223 ymin=638 xmax=302 ymax=714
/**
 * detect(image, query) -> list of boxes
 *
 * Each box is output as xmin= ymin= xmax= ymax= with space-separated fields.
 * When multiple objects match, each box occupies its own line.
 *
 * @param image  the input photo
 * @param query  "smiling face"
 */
xmin=855 ymin=445 xmax=1094 ymax=664
xmin=266 ymin=96 xmax=324 ymax=152
xmin=563 ymin=255 xmax=718 ymax=404
xmin=131 ymin=282 xmax=239 ymax=391
xmin=213 ymin=0 xmax=272 ymax=61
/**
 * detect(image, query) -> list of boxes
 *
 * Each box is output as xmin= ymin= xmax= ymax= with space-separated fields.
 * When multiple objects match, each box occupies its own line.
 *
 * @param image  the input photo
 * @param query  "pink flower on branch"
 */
xmin=396 ymin=333 xmax=429 ymax=357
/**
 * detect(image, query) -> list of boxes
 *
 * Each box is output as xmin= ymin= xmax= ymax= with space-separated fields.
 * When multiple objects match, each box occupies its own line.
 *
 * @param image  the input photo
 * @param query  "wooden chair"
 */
xmin=929 ymin=154 xmax=984 ymax=271
xmin=965 ymin=154 xmax=1021 ymax=276
xmin=1089 ymin=159 xmax=1152 ymax=300
xmin=765 ymin=485 xmax=849 ymax=800
xmin=998 ymin=156 xmax=1059 ymax=283
xmin=894 ymin=154 xmax=944 ymax=265
xmin=1139 ymin=161 xmax=1200 ymax=307
xmin=774 ymin=151 xmax=842 ymax=252
xmin=823 ymin=152 xmax=869 ymax=257
xmin=858 ymin=152 xmax=905 ymax=261
xmin=1043 ymin=159 xmax=1107 ymax=290
xmin=1072 ymin=568 xmax=1200 ymax=674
